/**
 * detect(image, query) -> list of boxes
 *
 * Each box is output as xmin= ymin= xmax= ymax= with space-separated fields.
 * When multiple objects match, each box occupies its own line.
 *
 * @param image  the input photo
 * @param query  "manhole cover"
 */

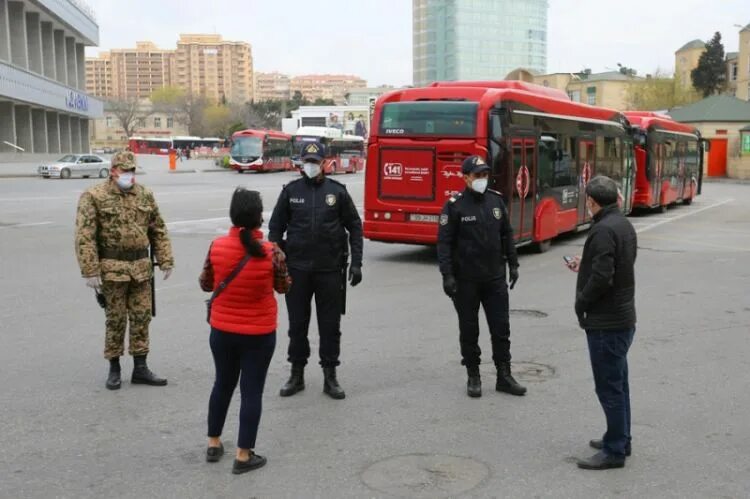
xmin=509 ymin=309 xmax=548 ymax=318
xmin=480 ymin=361 xmax=556 ymax=382
xmin=361 ymin=454 xmax=489 ymax=498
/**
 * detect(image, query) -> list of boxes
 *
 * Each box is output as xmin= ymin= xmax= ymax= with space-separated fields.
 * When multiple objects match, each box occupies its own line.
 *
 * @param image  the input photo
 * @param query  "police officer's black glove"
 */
xmin=442 ymin=274 xmax=457 ymax=298
xmin=509 ymin=267 xmax=519 ymax=290
xmin=349 ymin=266 xmax=362 ymax=287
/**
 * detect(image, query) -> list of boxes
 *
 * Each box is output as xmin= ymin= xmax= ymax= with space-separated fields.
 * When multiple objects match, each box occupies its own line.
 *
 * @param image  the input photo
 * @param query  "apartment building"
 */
xmin=85 ymin=34 xmax=254 ymax=104
xmin=254 ymin=71 xmax=290 ymax=102
xmin=289 ymin=74 xmax=367 ymax=104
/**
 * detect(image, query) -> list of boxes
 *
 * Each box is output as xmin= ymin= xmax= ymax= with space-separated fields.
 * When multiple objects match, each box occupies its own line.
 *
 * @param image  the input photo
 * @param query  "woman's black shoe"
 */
xmin=232 ymin=454 xmax=267 ymax=475
xmin=206 ymin=443 xmax=224 ymax=463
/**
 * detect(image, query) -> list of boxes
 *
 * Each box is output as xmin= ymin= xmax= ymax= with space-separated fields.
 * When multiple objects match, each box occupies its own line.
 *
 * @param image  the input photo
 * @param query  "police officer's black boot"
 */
xmin=467 ymin=366 xmax=482 ymax=398
xmin=131 ymin=355 xmax=168 ymax=386
xmin=279 ymin=364 xmax=305 ymax=397
xmin=106 ymin=358 xmax=121 ymax=390
xmin=496 ymin=361 xmax=526 ymax=396
xmin=322 ymin=367 xmax=346 ymax=400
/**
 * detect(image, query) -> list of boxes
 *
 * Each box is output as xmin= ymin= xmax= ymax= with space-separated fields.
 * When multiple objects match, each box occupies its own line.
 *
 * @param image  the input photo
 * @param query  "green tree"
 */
xmin=312 ymin=98 xmax=336 ymax=106
xmin=625 ymin=70 xmax=701 ymax=111
xmin=691 ymin=32 xmax=726 ymax=97
xmin=203 ymin=104 xmax=235 ymax=137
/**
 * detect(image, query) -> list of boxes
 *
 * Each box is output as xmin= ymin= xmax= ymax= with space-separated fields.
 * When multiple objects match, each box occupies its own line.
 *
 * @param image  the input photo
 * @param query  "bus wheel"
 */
xmin=534 ymin=240 xmax=552 ymax=253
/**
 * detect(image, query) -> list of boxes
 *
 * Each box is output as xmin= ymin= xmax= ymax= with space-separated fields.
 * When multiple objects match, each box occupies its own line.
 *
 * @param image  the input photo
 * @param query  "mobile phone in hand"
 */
xmin=563 ymin=256 xmax=575 ymax=264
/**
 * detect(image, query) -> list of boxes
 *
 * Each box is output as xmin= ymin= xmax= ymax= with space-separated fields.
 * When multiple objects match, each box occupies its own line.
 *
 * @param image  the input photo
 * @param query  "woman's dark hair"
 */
xmin=229 ymin=187 xmax=266 ymax=257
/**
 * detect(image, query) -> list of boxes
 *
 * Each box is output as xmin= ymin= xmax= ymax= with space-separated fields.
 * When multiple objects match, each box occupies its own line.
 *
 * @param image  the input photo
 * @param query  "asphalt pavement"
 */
xmin=1 ymin=161 xmax=749 ymax=498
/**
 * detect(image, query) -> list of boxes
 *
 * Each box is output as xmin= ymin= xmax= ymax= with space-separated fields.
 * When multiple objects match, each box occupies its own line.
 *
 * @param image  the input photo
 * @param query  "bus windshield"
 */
xmin=379 ymin=101 xmax=478 ymax=137
xmin=231 ymin=136 xmax=263 ymax=158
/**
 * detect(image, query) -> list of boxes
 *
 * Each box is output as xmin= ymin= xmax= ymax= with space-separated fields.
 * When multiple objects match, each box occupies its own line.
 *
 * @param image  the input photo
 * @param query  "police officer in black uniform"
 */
xmin=437 ymin=155 xmax=526 ymax=398
xmin=269 ymin=141 xmax=363 ymax=400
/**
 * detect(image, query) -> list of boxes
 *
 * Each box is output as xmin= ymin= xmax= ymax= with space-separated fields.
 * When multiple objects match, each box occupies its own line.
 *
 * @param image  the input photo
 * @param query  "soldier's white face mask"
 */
xmin=116 ymin=172 xmax=135 ymax=190
xmin=471 ymin=178 xmax=488 ymax=194
xmin=303 ymin=162 xmax=321 ymax=178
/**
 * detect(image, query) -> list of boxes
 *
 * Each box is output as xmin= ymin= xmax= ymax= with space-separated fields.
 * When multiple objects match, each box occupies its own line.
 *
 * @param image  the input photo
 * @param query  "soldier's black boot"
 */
xmin=322 ymin=367 xmax=346 ymax=400
xmin=131 ymin=355 xmax=168 ymax=386
xmin=279 ymin=365 xmax=305 ymax=397
xmin=106 ymin=358 xmax=121 ymax=390
xmin=496 ymin=361 xmax=526 ymax=396
xmin=467 ymin=366 xmax=482 ymax=398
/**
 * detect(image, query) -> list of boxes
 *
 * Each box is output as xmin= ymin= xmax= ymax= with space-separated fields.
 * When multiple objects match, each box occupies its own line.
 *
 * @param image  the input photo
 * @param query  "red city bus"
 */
xmin=364 ymin=82 xmax=635 ymax=250
xmin=624 ymin=112 xmax=704 ymax=211
xmin=229 ymin=129 xmax=293 ymax=173
xmin=128 ymin=137 xmax=173 ymax=155
xmin=327 ymin=135 xmax=365 ymax=174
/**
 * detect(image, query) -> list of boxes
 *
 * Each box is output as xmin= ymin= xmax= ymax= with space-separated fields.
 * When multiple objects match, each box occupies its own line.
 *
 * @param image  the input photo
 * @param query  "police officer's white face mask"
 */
xmin=116 ymin=171 xmax=135 ymax=190
xmin=303 ymin=162 xmax=321 ymax=178
xmin=471 ymin=178 xmax=488 ymax=194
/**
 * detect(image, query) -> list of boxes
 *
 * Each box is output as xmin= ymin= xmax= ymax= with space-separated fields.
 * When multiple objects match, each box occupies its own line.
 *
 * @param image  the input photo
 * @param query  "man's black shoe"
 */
xmin=577 ymin=451 xmax=626 ymax=470
xmin=206 ymin=443 xmax=224 ymax=463
xmin=496 ymin=362 xmax=527 ymax=396
xmin=232 ymin=454 xmax=267 ymax=475
xmin=589 ymin=439 xmax=632 ymax=456
xmin=106 ymin=370 xmax=121 ymax=390
xmin=131 ymin=355 xmax=167 ymax=386
xmin=322 ymin=367 xmax=345 ymax=400
xmin=279 ymin=365 xmax=305 ymax=397
xmin=467 ymin=375 xmax=482 ymax=398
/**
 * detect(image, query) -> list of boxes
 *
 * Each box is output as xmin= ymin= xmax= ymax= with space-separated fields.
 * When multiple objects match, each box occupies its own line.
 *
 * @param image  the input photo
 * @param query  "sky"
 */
xmin=85 ymin=0 xmax=749 ymax=86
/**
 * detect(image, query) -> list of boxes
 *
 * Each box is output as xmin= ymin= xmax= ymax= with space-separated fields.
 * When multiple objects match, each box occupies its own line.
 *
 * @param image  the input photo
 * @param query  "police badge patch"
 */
xmin=440 ymin=214 xmax=448 ymax=225
xmin=326 ymin=194 xmax=336 ymax=206
xmin=493 ymin=208 xmax=502 ymax=219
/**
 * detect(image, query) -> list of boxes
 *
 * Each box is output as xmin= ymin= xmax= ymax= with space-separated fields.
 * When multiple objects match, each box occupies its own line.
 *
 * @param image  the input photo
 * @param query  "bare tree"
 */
xmin=107 ymin=97 xmax=151 ymax=138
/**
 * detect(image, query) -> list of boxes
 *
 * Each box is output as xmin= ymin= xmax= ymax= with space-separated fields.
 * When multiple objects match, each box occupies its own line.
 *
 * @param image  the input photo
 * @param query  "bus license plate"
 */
xmin=409 ymin=214 xmax=439 ymax=223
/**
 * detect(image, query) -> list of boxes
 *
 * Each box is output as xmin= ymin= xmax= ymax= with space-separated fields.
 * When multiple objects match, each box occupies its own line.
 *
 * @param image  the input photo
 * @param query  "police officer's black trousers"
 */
xmin=453 ymin=278 xmax=511 ymax=368
xmin=285 ymin=268 xmax=343 ymax=368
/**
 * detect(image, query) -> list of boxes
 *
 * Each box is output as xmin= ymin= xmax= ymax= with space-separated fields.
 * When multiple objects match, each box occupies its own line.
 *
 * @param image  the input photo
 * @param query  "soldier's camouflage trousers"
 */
xmin=101 ymin=279 xmax=151 ymax=359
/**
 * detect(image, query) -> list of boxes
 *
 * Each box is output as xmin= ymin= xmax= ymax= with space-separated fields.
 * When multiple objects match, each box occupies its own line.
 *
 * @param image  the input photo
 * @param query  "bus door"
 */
xmin=676 ymin=141 xmax=687 ymax=200
xmin=622 ymin=137 xmax=635 ymax=214
xmin=509 ymin=136 xmax=537 ymax=240
xmin=652 ymin=143 xmax=664 ymax=206
xmin=577 ymin=139 xmax=596 ymax=225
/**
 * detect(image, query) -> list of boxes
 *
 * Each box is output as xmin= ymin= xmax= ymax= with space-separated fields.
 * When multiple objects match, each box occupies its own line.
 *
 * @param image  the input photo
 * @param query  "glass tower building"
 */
xmin=413 ymin=0 xmax=548 ymax=87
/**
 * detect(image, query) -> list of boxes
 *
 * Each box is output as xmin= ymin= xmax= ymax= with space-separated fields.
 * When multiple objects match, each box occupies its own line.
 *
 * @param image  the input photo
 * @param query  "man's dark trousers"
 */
xmin=453 ymin=278 xmax=511 ymax=367
xmin=586 ymin=328 xmax=635 ymax=458
xmin=285 ymin=267 xmax=343 ymax=368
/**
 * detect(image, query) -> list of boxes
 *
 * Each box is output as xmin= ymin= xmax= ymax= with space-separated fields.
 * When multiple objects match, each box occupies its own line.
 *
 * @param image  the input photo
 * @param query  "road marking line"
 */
xmin=639 ymin=233 xmax=750 ymax=252
xmin=167 ymin=217 xmax=227 ymax=226
xmin=0 ymin=221 xmax=53 ymax=229
xmin=636 ymin=199 xmax=734 ymax=234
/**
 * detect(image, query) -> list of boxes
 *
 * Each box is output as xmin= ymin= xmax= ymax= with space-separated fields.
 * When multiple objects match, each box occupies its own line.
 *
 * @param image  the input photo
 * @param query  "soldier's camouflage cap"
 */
xmin=111 ymin=151 xmax=136 ymax=170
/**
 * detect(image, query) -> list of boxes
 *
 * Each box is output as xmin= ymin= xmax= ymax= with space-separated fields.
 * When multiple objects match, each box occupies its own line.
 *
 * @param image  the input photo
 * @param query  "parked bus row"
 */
xmin=228 ymin=127 xmax=365 ymax=174
xmin=363 ymin=81 xmax=707 ymax=250
xmin=128 ymin=136 xmax=227 ymax=155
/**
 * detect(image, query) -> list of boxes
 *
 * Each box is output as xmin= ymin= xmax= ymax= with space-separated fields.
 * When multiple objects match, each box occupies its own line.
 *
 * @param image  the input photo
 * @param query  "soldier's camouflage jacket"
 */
xmin=75 ymin=181 xmax=174 ymax=282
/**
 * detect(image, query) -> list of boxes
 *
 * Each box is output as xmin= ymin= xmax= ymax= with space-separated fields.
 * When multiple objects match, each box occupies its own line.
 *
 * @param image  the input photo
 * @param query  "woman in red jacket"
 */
xmin=199 ymin=188 xmax=291 ymax=475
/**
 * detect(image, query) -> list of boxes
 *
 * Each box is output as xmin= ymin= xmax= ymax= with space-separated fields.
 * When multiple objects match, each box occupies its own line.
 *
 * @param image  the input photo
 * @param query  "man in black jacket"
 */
xmin=567 ymin=175 xmax=637 ymax=470
xmin=269 ymin=141 xmax=363 ymax=400
xmin=437 ymin=155 xmax=526 ymax=398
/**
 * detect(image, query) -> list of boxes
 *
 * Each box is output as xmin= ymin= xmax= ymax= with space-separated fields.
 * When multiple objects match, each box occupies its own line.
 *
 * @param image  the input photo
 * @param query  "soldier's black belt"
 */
xmin=99 ymin=248 xmax=149 ymax=261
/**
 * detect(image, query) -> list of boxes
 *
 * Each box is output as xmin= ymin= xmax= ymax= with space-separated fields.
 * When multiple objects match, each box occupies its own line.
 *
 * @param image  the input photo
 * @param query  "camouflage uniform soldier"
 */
xmin=75 ymin=151 xmax=174 ymax=390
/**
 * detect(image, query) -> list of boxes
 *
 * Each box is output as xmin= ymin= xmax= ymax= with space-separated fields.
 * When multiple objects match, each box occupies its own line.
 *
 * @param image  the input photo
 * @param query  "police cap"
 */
xmin=461 ymin=155 xmax=490 ymax=175
xmin=301 ymin=141 xmax=325 ymax=162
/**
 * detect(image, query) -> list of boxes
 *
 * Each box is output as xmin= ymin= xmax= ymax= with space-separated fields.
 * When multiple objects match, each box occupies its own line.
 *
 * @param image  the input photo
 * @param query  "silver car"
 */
xmin=38 ymin=154 xmax=111 ymax=179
